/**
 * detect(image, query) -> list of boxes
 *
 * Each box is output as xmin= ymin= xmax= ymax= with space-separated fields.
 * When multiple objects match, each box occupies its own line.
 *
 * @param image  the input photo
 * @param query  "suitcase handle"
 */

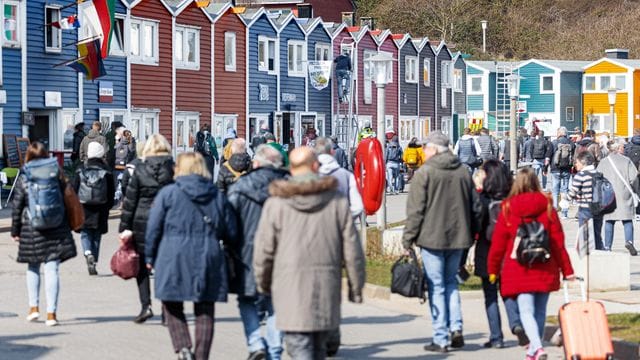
xmin=562 ymin=277 xmax=586 ymax=303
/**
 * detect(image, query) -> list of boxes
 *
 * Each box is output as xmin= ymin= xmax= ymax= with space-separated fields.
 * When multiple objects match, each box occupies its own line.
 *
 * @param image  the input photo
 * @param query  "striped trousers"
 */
xmin=163 ymin=301 xmax=215 ymax=360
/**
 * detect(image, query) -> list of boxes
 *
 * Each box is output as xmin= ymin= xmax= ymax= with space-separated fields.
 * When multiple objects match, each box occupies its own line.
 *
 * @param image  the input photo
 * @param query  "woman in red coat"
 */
xmin=488 ymin=168 xmax=574 ymax=360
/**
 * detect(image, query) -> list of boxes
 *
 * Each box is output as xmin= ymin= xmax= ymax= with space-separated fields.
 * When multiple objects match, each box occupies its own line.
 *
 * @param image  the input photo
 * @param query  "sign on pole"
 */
xmin=517 ymin=101 xmax=527 ymax=113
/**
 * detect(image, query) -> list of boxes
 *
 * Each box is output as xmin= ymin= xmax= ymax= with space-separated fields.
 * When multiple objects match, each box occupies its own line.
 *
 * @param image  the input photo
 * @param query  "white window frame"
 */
xmin=56 ymin=109 xmax=80 ymax=151
xmin=599 ymin=75 xmax=611 ymax=91
xmin=441 ymin=87 xmax=448 ymax=108
xmin=363 ymin=50 xmax=375 ymax=104
xmin=44 ymin=5 xmax=62 ymax=53
xmin=315 ymin=43 xmax=331 ymax=61
xmin=109 ymin=15 xmax=126 ymax=57
xmin=615 ymin=75 xmax=626 ymax=91
xmin=258 ymin=36 xmax=277 ymax=74
xmin=540 ymin=75 xmax=554 ymax=94
xmin=441 ymin=116 xmax=451 ymax=135
xmin=175 ymin=112 xmax=200 ymax=153
xmin=565 ymin=107 xmax=575 ymax=122
xmin=249 ymin=114 xmax=270 ymax=142
xmin=130 ymin=111 xmax=159 ymax=142
xmin=584 ymin=75 xmax=596 ymax=91
xmin=287 ymin=40 xmax=306 ymax=77
xmin=589 ymin=113 xmax=615 ymax=133
xmin=405 ymin=56 xmax=418 ymax=84
xmin=224 ymin=31 xmax=236 ymax=72
xmin=468 ymin=75 xmax=483 ymax=95
xmin=423 ymin=58 xmax=431 ymax=87
xmin=175 ymin=25 xmax=200 ymax=70
xmin=130 ymin=18 xmax=159 ymax=65
xmin=441 ymin=61 xmax=452 ymax=88
xmin=453 ymin=68 xmax=463 ymax=92
xmin=214 ymin=114 xmax=238 ymax=148
xmin=3 ymin=0 xmax=20 ymax=48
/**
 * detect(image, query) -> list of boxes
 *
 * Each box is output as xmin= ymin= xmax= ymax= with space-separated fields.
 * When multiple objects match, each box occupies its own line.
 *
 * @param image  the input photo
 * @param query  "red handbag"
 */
xmin=110 ymin=239 xmax=140 ymax=280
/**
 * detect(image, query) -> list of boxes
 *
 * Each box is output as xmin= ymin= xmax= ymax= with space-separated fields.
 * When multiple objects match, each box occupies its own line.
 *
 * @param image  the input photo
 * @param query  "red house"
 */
xmin=353 ymin=26 xmax=380 ymax=133
xmin=374 ymin=29 xmax=399 ymax=137
xmin=231 ymin=0 xmax=356 ymax=23
xmin=331 ymin=23 xmax=359 ymax=145
xmin=210 ymin=3 xmax=247 ymax=141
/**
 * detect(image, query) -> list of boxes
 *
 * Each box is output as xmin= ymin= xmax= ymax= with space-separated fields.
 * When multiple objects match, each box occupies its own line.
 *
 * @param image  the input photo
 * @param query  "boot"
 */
xmin=133 ymin=306 xmax=153 ymax=324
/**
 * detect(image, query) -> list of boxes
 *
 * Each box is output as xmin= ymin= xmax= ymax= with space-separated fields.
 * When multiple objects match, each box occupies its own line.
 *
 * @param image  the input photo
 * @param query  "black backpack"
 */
xmin=626 ymin=144 xmax=640 ymax=168
xmin=24 ymin=158 xmax=64 ymax=230
xmin=195 ymin=133 xmax=212 ymax=156
xmin=515 ymin=220 xmax=551 ymax=267
xmin=485 ymin=199 xmax=502 ymax=241
xmin=532 ymin=138 xmax=547 ymax=159
xmin=590 ymin=172 xmax=617 ymax=216
xmin=390 ymin=251 xmax=426 ymax=302
xmin=78 ymin=166 xmax=109 ymax=205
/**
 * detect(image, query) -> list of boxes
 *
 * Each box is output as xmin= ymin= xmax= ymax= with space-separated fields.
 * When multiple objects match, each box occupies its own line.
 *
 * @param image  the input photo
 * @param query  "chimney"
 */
xmin=605 ymin=49 xmax=629 ymax=59
xmin=341 ymin=12 xmax=354 ymax=27
xmin=360 ymin=16 xmax=374 ymax=29
xmin=297 ymin=3 xmax=312 ymax=19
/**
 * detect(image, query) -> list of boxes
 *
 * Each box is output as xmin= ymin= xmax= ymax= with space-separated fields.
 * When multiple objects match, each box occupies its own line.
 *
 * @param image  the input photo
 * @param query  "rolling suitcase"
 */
xmin=558 ymin=278 xmax=614 ymax=360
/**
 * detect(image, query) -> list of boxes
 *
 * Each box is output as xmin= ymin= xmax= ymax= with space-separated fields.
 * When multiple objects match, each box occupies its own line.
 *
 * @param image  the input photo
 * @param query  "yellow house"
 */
xmin=582 ymin=49 xmax=640 ymax=137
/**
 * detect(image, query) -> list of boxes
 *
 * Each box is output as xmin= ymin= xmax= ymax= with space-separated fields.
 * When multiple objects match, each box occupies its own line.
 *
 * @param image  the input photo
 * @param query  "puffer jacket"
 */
xmin=71 ymin=158 xmax=115 ymax=233
xmin=216 ymin=153 xmax=252 ymax=193
xmin=227 ymin=166 xmax=289 ymax=297
xmin=11 ymin=174 xmax=76 ymax=264
xmin=119 ymin=155 xmax=174 ymax=253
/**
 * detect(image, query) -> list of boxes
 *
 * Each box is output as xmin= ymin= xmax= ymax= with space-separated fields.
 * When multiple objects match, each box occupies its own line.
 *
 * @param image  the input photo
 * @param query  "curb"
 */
xmin=0 ymin=210 xmax=122 ymax=233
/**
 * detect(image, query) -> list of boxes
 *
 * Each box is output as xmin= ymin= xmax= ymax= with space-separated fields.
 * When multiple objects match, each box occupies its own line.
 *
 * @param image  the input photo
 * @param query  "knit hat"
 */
xmin=87 ymin=142 xmax=105 ymax=159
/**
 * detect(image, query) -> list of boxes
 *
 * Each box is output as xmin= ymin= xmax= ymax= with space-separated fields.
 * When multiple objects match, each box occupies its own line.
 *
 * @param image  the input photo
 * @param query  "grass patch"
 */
xmin=547 ymin=313 xmax=640 ymax=343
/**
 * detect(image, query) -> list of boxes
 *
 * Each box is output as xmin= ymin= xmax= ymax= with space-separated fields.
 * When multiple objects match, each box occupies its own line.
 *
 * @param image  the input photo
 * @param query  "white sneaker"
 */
xmin=45 ymin=313 xmax=58 ymax=326
xmin=26 ymin=309 xmax=39 ymax=322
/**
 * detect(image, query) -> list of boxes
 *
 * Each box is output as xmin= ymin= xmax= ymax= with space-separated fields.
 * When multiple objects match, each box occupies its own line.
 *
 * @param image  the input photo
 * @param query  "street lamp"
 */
xmin=608 ymin=87 xmax=617 ymax=136
xmin=505 ymin=73 xmax=524 ymax=173
xmin=368 ymin=52 xmax=395 ymax=230
xmin=481 ymin=20 xmax=488 ymax=54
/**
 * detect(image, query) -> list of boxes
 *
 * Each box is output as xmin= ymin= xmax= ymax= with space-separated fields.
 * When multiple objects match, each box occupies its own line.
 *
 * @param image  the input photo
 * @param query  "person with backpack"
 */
xmin=550 ymin=127 xmax=575 ymax=218
xmin=194 ymin=123 xmax=219 ymax=178
xmin=385 ymin=136 xmax=403 ymax=194
xmin=474 ymin=160 xmax=528 ymax=349
xmin=11 ymin=142 xmax=77 ymax=326
xmin=454 ymin=128 xmax=483 ymax=174
xmin=476 ymin=128 xmax=499 ymax=161
xmin=597 ymin=141 xmax=639 ymax=255
xmin=331 ymin=136 xmax=349 ymax=170
xmin=624 ymin=128 xmax=640 ymax=168
xmin=488 ymin=167 xmax=575 ymax=360
xmin=71 ymin=142 xmax=115 ymax=276
xmin=216 ymin=138 xmax=252 ymax=193
xmin=527 ymin=130 xmax=552 ymax=188
xmin=79 ymin=121 xmax=108 ymax=163
xmin=119 ymin=134 xmax=175 ymax=324
xmin=575 ymin=129 xmax=603 ymax=166
xmin=403 ymin=137 xmax=425 ymax=181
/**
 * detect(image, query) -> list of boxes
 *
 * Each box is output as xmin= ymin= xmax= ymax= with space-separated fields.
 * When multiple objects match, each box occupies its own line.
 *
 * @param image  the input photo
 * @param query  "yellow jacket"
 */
xmin=403 ymin=145 xmax=424 ymax=167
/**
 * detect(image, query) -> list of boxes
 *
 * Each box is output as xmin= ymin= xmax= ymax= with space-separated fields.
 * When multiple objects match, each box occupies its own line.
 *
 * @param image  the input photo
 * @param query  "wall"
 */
xmin=399 ymin=41 xmax=417 ymax=117
xmin=278 ymin=20 xmax=305 ymax=112
xmin=356 ymin=31 xmax=377 ymax=130
xmin=435 ymin=46 xmax=452 ymax=130
xmin=466 ymin=65 xmax=484 ymax=112
xmin=517 ymin=62 xmax=554 ymax=120
xmin=453 ymin=56 xmax=466 ymax=115
xmin=306 ymin=24 xmax=331 ymax=134
xmin=307 ymin=0 xmax=355 ymax=23
xmin=248 ymin=15 xmax=277 ymax=119
xmin=3 ymin=48 xmax=22 ymax=136
xmin=560 ymin=72 xmax=583 ymax=130
xmin=378 ymin=36 xmax=398 ymax=133
xmin=418 ymin=43 xmax=435 ymax=120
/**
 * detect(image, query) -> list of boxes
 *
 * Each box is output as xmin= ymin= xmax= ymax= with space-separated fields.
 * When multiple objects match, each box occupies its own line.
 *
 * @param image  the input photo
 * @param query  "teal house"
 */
xmin=465 ymin=61 xmax=512 ymax=133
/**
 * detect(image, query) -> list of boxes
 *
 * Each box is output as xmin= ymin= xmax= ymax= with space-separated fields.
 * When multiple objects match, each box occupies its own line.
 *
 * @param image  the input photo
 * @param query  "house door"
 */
xmin=30 ymin=115 xmax=50 ymax=150
xmin=301 ymin=114 xmax=318 ymax=146
xmin=282 ymin=112 xmax=294 ymax=149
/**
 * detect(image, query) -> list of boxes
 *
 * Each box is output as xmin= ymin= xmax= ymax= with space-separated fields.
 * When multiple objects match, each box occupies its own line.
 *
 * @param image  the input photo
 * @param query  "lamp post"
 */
xmin=506 ymin=73 xmax=524 ymax=173
xmin=608 ymin=87 xmax=617 ymax=136
xmin=368 ymin=52 xmax=395 ymax=230
xmin=481 ymin=20 xmax=488 ymax=54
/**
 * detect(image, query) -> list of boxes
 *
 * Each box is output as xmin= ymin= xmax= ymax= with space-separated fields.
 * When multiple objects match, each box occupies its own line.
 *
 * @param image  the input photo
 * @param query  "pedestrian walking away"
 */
xmin=216 ymin=138 xmax=252 ymax=193
xmin=527 ymin=130 xmax=552 ymax=188
xmin=488 ymin=168 xmax=575 ymax=360
xmin=403 ymin=137 xmax=425 ymax=182
xmin=253 ymin=147 xmax=365 ymax=360
xmin=402 ymin=131 xmax=482 ymax=353
xmin=476 ymin=128 xmax=499 ymax=161
xmin=145 ymin=152 xmax=238 ymax=360
xmin=194 ymin=124 xmax=219 ymax=178
xmin=385 ymin=136 xmax=403 ymax=194
xmin=550 ymin=127 xmax=575 ymax=219
xmin=11 ymin=142 xmax=77 ymax=327
xmin=71 ymin=123 xmax=86 ymax=164
xmin=331 ymin=136 xmax=349 ymax=170
xmin=119 ymin=134 xmax=175 ymax=324
xmin=567 ymin=151 xmax=605 ymax=250
xmin=227 ymin=145 xmax=288 ymax=360
xmin=454 ymin=128 xmax=483 ymax=174
xmin=79 ymin=121 xmax=108 ymax=163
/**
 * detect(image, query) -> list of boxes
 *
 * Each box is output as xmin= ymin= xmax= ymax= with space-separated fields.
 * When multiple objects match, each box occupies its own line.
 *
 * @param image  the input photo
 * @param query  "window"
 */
xmin=315 ymin=43 xmax=331 ymax=61
xmin=566 ymin=107 xmax=575 ymax=122
xmin=58 ymin=110 xmax=79 ymax=151
xmin=405 ymin=56 xmax=418 ymax=83
xmin=249 ymin=114 xmax=270 ymax=143
xmin=423 ymin=59 xmax=430 ymax=87
xmin=175 ymin=26 xmax=199 ymax=70
xmin=540 ymin=75 xmax=554 ymax=93
xmin=109 ymin=16 xmax=125 ymax=56
xmin=225 ymin=32 xmax=236 ymax=71
xmin=3 ymin=1 xmax=20 ymax=47
xmin=130 ymin=112 xmax=158 ymax=141
xmin=130 ymin=18 xmax=158 ymax=65
xmin=45 ymin=6 xmax=61 ymax=53
xmin=589 ymin=114 xmax=615 ymax=133
xmin=258 ymin=36 xmax=277 ymax=73
xmin=175 ymin=113 xmax=199 ymax=153
xmin=584 ymin=76 xmax=596 ymax=91
xmin=453 ymin=69 xmax=463 ymax=92
xmin=213 ymin=115 xmax=238 ymax=148
xmin=287 ymin=41 xmax=305 ymax=76
xmin=363 ymin=51 xmax=375 ymax=104
xmin=441 ymin=86 xmax=448 ymax=108
xmin=600 ymin=75 xmax=611 ymax=90
xmin=441 ymin=61 xmax=452 ymax=87
xmin=468 ymin=76 xmax=483 ymax=94
xmin=615 ymin=75 xmax=626 ymax=91
xmin=441 ymin=117 xmax=451 ymax=135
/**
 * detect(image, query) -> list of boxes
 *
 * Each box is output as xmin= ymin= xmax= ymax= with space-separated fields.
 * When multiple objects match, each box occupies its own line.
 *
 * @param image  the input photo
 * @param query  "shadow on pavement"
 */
xmin=334 ymin=336 xmax=448 ymax=359
xmin=0 ymin=332 xmax=61 ymax=360
xmin=341 ymin=314 xmax=417 ymax=325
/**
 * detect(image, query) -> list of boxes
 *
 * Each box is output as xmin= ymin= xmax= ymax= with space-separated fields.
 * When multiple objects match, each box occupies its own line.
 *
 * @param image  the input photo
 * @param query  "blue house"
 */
xmin=396 ymin=34 xmax=419 ymax=146
xmin=515 ymin=59 xmax=588 ymax=134
xmin=300 ymin=17 xmax=332 ymax=139
xmin=1 ymin=0 xmax=24 ymax=163
xmin=413 ymin=38 xmax=436 ymax=137
xmin=434 ymin=41 xmax=453 ymax=136
xmin=242 ymin=8 xmax=278 ymax=145
xmin=451 ymin=52 xmax=467 ymax=141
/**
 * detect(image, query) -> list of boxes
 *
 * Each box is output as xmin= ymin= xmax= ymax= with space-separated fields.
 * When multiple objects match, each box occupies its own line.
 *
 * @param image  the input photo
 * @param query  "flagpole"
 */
xmin=63 ymin=34 xmax=101 ymax=48
xmin=53 ymin=56 xmax=87 ymax=68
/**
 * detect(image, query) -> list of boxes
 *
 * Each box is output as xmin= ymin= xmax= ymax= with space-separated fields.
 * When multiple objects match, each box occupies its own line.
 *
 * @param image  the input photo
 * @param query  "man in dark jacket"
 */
xmin=527 ymin=130 xmax=552 ymax=188
xmin=334 ymin=53 xmax=352 ymax=103
xmin=331 ymin=136 xmax=349 ymax=169
xmin=194 ymin=123 xmax=219 ymax=178
xmin=550 ymin=126 xmax=575 ymax=218
xmin=71 ymin=142 xmax=115 ymax=276
xmin=385 ymin=136 xmax=403 ymax=194
xmin=402 ymin=131 xmax=481 ymax=353
xmin=71 ymin=123 xmax=86 ymax=164
xmin=104 ymin=121 xmax=123 ymax=169
xmin=624 ymin=128 xmax=640 ymax=168
xmin=227 ymin=145 xmax=288 ymax=360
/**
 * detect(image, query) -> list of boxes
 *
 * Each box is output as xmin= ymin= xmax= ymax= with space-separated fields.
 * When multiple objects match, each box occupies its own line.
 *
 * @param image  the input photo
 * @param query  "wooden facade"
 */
xmin=375 ymin=30 xmax=399 ymax=136
xmin=416 ymin=38 xmax=436 ymax=135
xmin=354 ymin=28 xmax=378 ymax=132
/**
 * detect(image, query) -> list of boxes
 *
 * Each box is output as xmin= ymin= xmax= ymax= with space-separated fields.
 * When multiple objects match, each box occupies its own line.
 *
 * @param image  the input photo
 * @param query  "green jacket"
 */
xmin=402 ymin=152 xmax=481 ymax=250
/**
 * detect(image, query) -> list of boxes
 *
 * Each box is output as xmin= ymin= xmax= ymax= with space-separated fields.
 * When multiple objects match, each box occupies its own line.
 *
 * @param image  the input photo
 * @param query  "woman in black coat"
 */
xmin=11 ymin=142 xmax=76 ymax=327
xmin=119 ymin=134 xmax=174 ymax=324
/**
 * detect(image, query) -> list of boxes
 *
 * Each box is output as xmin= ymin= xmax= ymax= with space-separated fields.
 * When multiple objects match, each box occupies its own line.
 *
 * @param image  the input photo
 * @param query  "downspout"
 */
xmin=171 ymin=14 xmax=176 ymax=156
xmin=245 ymin=26 xmax=249 ymax=142
xmin=434 ymin=53 xmax=438 ymax=130
xmin=126 ymin=7 xmax=131 ymax=122
xmin=21 ymin=0 xmax=27 ymax=137
xmin=211 ymin=22 xmax=214 ymax=128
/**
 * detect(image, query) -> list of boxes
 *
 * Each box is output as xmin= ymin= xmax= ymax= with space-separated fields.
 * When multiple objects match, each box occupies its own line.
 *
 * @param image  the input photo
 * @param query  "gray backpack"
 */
xmin=78 ymin=167 xmax=108 ymax=205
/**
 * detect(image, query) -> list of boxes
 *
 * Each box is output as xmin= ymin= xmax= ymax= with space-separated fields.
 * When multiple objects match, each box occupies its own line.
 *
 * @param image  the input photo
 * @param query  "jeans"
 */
xmin=578 ymin=208 xmax=604 ymax=250
xmin=81 ymin=228 xmax=102 ymax=262
xmin=551 ymin=171 xmax=571 ymax=216
xmin=336 ymin=70 xmax=351 ymax=99
xmin=532 ymin=159 xmax=546 ymax=188
xmin=604 ymin=220 xmax=634 ymax=250
xmin=481 ymin=277 xmax=522 ymax=343
xmin=284 ymin=331 xmax=329 ymax=360
xmin=517 ymin=292 xmax=550 ymax=356
xmin=421 ymin=248 xmax=463 ymax=347
xmin=27 ymin=261 xmax=60 ymax=313
xmin=386 ymin=161 xmax=401 ymax=193
xmin=238 ymin=296 xmax=283 ymax=359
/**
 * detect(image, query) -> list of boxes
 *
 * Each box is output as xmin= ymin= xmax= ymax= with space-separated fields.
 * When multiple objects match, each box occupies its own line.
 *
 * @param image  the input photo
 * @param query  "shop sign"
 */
xmin=44 ymin=91 xmax=62 ymax=108
xmin=99 ymin=81 xmax=113 ymax=103
xmin=282 ymin=93 xmax=297 ymax=102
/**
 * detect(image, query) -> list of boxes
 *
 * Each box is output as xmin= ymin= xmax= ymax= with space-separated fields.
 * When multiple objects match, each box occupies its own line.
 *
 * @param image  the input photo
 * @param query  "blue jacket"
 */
xmin=145 ymin=175 xmax=238 ymax=302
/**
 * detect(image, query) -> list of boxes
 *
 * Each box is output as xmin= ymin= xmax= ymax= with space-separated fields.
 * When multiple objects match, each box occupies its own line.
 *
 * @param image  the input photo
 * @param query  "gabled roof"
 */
xmin=412 ymin=38 xmax=436 ymax=56
xmin=452 ymin=51 xmax=466 ymax=64
xmin=328 ymin=22 xmax=346 ymax=39
xmin=297 ymin=17 xmax=332 ymax=38
xmin=273 ymin=11 xmax=304 ymax=34
xmin=347 ymin=25 xmax=368 ymax=42
xmin=392 ymin=33 xmax=410 ymax=49
xmin=129 ymin=0 xmax=175 ymax=12
xmin=583 ymin=57 xmax=640 ymax=71
xmin=372 ymin=29 xmax=392 ymax=47
xmin=237 ymin=0 xmax=302 ymax=4
xmin=467 ymin=60 xmax=519 ymax=73
xmin=434 ymin=40 xmax=453 ymax=58
xmin=516 ymin=59 xmax=590 ymax=73
xmin=240 ymin=7 xmax=278 ymax=30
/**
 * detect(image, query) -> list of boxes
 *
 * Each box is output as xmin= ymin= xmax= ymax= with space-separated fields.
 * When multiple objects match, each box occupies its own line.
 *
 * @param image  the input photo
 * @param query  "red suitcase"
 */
xmin=558 ymin=279 xmax=614 ymax=360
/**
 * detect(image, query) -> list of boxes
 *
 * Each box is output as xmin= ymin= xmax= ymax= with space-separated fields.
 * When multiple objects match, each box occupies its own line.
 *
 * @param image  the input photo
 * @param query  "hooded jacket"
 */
xmin=216 ymin=152 xmax=252 ymax=193
xmin=253 ymin=176 xmax=365 ymax=332
xmin=71 ymin=158 xmax=115 ymax=233
xmin=402 ymin=152 xmax=481 ymax=250
xmin=318 ymin=154 xmax=363 ymax=217
xmin=488 ymin=192 xmax=574 ymax=298
xmin=227 ymin=166 xmax=289 ymax=297
xmin=145 ymin=175 xmax=238 ymax=302
xmin=79 ymin=129 xmax=108 ymax=162
xmin=332 ymin=142 xmax=349 ymax=169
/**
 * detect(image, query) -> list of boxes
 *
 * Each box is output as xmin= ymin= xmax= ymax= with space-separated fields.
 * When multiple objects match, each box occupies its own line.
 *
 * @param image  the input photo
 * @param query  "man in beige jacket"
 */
xmin=253 ymin=147 xmax=365 ymax=360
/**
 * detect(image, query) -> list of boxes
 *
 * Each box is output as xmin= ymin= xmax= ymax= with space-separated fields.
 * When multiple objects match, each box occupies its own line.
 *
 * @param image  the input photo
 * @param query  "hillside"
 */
xmin=356 ymin=0 xmax=640 ymax=60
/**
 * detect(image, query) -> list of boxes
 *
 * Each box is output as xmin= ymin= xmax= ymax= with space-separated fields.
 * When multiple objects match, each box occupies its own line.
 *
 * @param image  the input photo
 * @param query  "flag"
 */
xmin=51 ymin=15 xmax=80 ymax=29
xmin=66 ymin=39 xmax=106 ymax=80
xmin=79 ymin=0 xmax=115 ymax=58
